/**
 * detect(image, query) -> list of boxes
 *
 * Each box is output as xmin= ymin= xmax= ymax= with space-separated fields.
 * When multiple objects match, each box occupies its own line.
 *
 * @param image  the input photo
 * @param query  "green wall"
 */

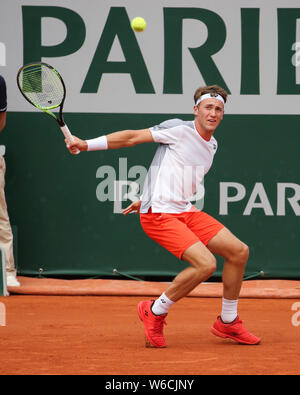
xmin=2 ymin=112 xmax=300 ymax=279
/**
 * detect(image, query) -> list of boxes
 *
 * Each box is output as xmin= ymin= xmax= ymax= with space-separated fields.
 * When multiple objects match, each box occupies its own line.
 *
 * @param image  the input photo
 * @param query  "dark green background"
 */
xmin=2 ymin=112 xmax=299 ymax=280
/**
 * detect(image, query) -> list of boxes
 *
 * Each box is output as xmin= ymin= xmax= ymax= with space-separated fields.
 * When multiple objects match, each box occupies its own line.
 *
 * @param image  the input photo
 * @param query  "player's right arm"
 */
xmin=107 ymin=129 xmax=154 ymax=148
xmin=66 ymin=129 xmax=154 ymax=154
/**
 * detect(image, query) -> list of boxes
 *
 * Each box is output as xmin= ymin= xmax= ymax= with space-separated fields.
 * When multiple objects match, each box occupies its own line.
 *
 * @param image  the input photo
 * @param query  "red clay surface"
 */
xmin=0 ymin=295 xmax=299 ymax=375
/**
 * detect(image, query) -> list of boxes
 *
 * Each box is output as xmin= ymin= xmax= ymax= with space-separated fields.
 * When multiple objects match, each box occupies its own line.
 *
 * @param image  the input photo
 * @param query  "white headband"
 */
xmin=195 ymin=93 xmax=225 ymax=106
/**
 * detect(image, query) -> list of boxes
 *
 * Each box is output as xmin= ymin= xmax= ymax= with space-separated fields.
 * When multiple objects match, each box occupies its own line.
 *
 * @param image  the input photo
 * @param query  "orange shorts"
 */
xmin=140 ymin=209 xmax=224 ymax=260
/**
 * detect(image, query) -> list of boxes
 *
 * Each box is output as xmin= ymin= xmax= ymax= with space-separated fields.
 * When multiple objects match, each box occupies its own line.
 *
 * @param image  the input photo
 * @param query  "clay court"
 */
xmin=1 ymin=278 xmax=300 ymax=375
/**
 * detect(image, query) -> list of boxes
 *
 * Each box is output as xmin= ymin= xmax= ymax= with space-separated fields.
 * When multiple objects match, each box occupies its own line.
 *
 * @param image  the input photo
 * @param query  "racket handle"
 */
xmin=60 ymin=124 xmax=80 ymax=155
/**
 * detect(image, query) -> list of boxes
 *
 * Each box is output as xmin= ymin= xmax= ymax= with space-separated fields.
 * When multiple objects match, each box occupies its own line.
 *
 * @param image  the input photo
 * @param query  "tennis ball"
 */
xmin=131 ymin=17 xmax=146 ymax=32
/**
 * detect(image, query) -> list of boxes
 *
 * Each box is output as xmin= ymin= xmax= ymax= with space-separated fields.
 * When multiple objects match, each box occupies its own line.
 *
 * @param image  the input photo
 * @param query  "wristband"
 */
xmin=86 ymin=136 xmax=108 ymax=151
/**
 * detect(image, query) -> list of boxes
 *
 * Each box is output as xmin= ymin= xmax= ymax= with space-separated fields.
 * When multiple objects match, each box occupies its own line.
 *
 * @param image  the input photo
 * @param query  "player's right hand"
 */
xmin=65 ymin=136 xmax=88 ymax=154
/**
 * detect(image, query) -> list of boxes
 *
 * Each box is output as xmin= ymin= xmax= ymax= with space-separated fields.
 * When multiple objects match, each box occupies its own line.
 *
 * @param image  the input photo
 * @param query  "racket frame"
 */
xmin=17 ymin=62 xmax=80 ymax=154
xmin=17 ymin=62 xmax=66 ymax=124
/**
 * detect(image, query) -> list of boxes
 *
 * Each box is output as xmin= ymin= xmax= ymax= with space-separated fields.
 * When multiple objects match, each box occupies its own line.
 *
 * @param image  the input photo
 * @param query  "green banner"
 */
xmin=2 ymin=112 xmax=300 ymax=279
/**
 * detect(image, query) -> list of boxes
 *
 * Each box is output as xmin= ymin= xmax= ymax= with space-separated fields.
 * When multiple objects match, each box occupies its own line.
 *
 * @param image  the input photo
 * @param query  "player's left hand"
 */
xmin=122 ymin=200 xmax=141 ymax=215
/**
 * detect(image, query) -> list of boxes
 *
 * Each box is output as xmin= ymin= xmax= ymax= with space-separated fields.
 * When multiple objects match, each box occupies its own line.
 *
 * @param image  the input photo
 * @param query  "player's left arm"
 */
xmin=122 ymin=200 xmax=141 ymax=215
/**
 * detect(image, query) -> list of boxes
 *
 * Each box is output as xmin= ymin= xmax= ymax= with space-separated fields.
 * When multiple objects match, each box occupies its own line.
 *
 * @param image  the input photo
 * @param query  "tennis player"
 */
xmin=66 ymin=85 xmax=261 ymax=347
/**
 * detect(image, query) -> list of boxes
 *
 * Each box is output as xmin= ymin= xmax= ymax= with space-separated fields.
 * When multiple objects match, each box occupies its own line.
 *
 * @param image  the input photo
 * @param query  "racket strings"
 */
xmin=18 ymin=64 xmax=64 ymax=110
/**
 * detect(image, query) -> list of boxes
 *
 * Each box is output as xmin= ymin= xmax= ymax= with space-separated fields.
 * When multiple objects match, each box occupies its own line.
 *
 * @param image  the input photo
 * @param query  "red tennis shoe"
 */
xmin=211 ymin=316 xmax=261 ymax=345
xmin=138 ymin=300 xmax=167 ymax=348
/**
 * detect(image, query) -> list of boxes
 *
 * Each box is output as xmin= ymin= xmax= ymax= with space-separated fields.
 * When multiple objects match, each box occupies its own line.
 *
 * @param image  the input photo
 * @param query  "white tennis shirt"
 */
xmin=140 ymin=119 xmax=218 ymax=213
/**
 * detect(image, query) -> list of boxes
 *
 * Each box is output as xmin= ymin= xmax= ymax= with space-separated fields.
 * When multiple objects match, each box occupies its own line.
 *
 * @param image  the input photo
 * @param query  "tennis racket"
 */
xmin=17 ymin=62 xmax=80 ymax=154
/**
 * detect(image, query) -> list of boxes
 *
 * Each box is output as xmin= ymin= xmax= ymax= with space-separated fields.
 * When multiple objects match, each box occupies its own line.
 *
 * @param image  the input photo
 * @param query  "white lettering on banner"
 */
xmin=277 ymin=183 xmax=300 ymax=216
xmin=243 ymin=183 xmax=274 ymax=216
xmin=219 ymin=182 xmax=300 ymax=216
xmin=2 ymin=0 xmax=300 ymax=114
xmin=219 ymin=183 xmax=246 ymax=215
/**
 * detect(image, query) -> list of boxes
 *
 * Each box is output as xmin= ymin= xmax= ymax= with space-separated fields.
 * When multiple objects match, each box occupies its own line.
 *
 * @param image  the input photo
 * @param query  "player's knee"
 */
xmin=197 ymin=255 xmax=217 ymax=278
xmin=240 ymin=242 xmax=249 ymax=264
xmin=206 ymin=260 xmax=217 ymax=278
xmin=231 ymin=242 xmax=249 ymax=266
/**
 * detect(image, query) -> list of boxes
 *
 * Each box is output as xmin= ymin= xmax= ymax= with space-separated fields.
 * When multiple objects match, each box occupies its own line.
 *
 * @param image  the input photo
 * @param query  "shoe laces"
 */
xmin=230 ymin=319 xmax=257 ymax=338
xmin=152 ymin=315 xmax=167 ymax=334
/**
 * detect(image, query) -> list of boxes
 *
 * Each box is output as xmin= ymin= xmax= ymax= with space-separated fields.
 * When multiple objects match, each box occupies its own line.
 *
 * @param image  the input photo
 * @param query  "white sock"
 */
xmin=151 ymin=293 xmax=175 ymax=316
xmin=221 ymin=298 xmax=238 ymax=323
